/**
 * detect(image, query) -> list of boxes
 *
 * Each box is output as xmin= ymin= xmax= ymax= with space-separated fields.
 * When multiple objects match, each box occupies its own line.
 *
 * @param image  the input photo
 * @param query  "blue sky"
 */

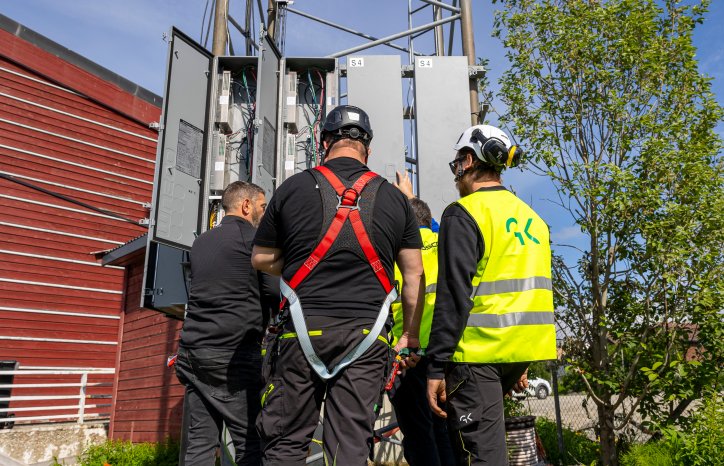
xmin=3 ymin=0 xmax=722 ymax=265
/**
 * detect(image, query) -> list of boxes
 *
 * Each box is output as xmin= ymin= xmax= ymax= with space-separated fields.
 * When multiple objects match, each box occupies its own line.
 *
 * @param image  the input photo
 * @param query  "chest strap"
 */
xmin=280 ymin=165 xmax=397 ymax=380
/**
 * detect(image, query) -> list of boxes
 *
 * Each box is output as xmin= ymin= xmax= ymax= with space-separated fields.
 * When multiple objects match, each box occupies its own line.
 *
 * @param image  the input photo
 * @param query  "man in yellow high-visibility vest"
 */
xmin=426 ymin=125 xmax=557 ymax=465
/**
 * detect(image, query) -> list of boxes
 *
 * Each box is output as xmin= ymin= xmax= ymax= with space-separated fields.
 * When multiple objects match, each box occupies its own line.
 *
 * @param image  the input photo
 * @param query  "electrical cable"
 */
xmin=203 ymin=0 xmax=216 ymax=49
xmin=200 ymin=0 xmax=211 ymax=43
xmin=0 ymin=172 xmax=141 ymax=225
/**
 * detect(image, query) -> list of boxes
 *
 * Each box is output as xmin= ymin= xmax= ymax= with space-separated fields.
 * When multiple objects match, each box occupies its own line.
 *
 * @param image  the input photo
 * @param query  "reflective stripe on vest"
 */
xmin=452 ymin=189 xmax=557 ymax=363
xmin=391 ymin=227 xmax=438 ymax=349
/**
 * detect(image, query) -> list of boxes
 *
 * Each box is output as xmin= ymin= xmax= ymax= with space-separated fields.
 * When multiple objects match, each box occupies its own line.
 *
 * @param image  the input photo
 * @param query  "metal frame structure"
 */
xmin=189 ymin=0 xmax=482 ymax=204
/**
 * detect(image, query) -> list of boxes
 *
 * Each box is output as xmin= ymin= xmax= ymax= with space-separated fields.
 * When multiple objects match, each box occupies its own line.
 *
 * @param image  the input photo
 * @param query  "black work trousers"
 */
xmin=257 ymin=323 xmax=389 ymax=466
xmin=176 ymin=345 xmax=263 ymax=466
xmin=390 ymin=358 xmax=455 ymax=466
xmin=444 ymin=362 xmax=528 ymax=466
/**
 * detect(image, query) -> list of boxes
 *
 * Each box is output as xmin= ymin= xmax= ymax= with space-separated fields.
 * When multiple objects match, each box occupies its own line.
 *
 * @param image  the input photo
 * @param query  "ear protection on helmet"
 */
xmin=471 ymin=128 xmax=523 ymax=169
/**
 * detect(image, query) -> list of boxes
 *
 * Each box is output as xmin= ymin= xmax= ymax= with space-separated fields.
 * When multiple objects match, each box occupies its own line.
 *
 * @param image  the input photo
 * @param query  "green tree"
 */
xmin=491 ymin=0 xmax=724 ymax=464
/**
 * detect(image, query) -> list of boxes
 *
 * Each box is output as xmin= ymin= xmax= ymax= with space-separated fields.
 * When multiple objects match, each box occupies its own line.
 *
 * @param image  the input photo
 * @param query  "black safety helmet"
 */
xmin=321 ymin=105 xmax=373 ymax=145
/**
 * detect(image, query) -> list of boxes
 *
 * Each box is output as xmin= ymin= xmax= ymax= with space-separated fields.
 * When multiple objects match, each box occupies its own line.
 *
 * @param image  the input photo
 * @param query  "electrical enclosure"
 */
xmin=143 ymin=241 xmax=188 ymax=318
xmin=414 ymin=56 xmax=471 ymax=219
xmin=277 ymin=57 xmax=339 ymax=185
xmin=149 ymin=27 xmax=212 ymax=252
xmin=346 ymin=55 xmax=405 ymax=184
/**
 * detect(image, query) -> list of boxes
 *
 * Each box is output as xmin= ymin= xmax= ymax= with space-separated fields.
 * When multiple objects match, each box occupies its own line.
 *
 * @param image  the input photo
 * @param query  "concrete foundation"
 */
xmin=0 ymin=422 xmax=107 ymax=466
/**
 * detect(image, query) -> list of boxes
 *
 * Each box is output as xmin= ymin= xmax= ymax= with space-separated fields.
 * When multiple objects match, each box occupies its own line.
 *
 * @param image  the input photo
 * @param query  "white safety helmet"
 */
xmin=453 ymin=124 xmax=522 ymax=169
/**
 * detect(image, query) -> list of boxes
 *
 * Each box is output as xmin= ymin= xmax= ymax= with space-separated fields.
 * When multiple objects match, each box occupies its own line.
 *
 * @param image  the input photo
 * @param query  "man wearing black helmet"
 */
xmin=252 ymin=105 xmax=425 ymax=465
xmin=425 ymin=125 xmax=557 ymax=465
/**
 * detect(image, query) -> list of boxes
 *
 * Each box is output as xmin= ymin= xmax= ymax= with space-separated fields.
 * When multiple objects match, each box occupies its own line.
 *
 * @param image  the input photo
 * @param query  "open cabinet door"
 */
xmin=150 ymin=27 xmax=212 ymax=251
xmin=251 ymin=34 xmax=281 ymax=199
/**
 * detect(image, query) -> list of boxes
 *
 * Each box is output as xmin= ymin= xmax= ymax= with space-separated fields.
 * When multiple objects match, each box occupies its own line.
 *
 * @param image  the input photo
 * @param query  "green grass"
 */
xmin=535 ymin=417 xmax=599 ymax=465
xmin=78 ymin=439 xmax=179 ymax=466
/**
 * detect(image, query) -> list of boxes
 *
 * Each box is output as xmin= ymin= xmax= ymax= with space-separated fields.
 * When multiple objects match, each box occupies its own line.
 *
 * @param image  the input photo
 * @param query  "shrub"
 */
xmin=665 ymin=395 xmax=724 ymax=465
xmin=536 ymin=417 xmax=599 ymax=466
xmin=621 ymin=395 xmax=723 ymax=466
xmin=79 ymin=438 xmax=179 ymax=466
xmin=620 ymin=442 xmax=676 ymax=466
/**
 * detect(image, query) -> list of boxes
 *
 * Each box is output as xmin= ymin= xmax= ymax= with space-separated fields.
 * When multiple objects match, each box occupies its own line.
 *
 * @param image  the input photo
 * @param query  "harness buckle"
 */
xmin=336 ymin=187 xmax=361 ymax=210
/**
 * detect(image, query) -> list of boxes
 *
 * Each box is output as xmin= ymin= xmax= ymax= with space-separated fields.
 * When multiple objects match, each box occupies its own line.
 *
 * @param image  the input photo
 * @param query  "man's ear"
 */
xmin=241 ymin=198 xmax=251 ymax=216
xmin=464 ymin=152 xmax=475 ymax=170
xmin=322 ymin=138 xmax=330 ymax=150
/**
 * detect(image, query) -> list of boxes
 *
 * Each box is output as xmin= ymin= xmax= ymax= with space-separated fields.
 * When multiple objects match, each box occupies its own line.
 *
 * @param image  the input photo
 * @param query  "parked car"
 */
xmin=511 ymin=377 xmax=552 ymax=400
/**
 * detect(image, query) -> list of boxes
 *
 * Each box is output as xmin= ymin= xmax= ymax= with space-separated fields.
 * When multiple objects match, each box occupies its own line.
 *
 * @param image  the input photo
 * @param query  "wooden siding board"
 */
xmin=0 ymin=310 xmax=119 ymax=327
xmin=0 ymin=292 xmax=123 ymax=314
xmin=0 ymin=146 xmax=152 ymax=201
xmin=0 ymin=62 xmax=159 ymax=135
xmin=0 ymin=29 xmax=161 ymax=125
xmin=0 ymin=183 xmax=149 ymax=228
xmin=0 ymin=252 xmax=125 ymax=279
xmin=0 ymin=139 xmax=153 ymax=189
xmin=0 ymin=112 xmax=155 ymax=168
xmin=0 ymin=94 xmax=158 ymax=154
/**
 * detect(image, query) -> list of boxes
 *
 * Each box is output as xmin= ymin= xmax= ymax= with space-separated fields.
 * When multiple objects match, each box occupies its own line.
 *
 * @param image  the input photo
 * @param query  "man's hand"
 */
xmin=394 ymin=333 xmax=421 ymax=370
xmin=427 ymin=378 xmax=447 ymax=418
xmin=394 ymin=171 xmax=415 ymax=200
xmin=512 ymin=369 xmax=529 ymax=392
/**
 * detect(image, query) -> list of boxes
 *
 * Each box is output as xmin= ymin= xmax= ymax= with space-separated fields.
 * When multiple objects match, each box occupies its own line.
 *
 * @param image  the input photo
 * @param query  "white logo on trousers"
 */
xmin=459 ymin=413 xmax=473 ymax=424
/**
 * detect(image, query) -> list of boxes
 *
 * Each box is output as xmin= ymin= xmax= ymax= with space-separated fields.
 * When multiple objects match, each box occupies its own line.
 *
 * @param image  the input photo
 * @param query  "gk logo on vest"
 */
xmin=459 ymin=413 xmax=473 ymax=424
xmin=505 ymin=217 xmax=540 ymax=246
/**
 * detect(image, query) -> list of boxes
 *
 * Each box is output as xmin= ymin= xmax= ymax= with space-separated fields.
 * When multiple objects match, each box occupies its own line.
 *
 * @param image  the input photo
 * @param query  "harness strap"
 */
xmin=281 ymin=280 xmax=396 ymax=380
xmin=286 ymin=166 xmax=392 ymax=292
xmin=279 ymin=165 xmax=397 ymax=380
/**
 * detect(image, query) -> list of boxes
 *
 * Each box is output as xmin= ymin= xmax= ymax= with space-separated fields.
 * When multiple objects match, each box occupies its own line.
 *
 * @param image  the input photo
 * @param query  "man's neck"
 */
xmin=469 ymin=180 xmax=502 ymax=192
xmin=325 ymin=150 xmax=366 ymax=163
xmin=224 ymin=212 xmax=250 ymax=222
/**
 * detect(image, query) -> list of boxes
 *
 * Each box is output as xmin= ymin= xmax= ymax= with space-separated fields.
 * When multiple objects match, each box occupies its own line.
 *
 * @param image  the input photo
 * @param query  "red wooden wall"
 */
xmin=0 ymin=20 xmax=160 ymax=424
xmin=110 ymin=250 xmax=184 ymax=443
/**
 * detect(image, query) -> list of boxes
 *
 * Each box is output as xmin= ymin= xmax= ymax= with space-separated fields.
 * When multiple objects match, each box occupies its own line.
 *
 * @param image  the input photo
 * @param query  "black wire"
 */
xmin=0 ymin=172 xmax=141 ymax=226
xmin=200 ymin=0 xmax=210 ymax=43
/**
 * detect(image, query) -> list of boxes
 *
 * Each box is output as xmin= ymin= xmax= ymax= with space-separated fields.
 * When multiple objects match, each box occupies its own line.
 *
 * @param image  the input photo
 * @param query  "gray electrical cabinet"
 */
xmin=251 ymin=37 xmax=282 ymax=200
xmin=414 ymin=56 xmax=471 ymax=219
xmin=347 ymin=55 xmax=405 ymax=184
xmin=144 ymin=29 xmax=283 ymax=312
xmin=277 ymin=57 xmax=339 ymax=185
xmin=149 ymin=27 xmax=213 ymax=251
xmin=143 ymin=241 xmax=188 ymax=318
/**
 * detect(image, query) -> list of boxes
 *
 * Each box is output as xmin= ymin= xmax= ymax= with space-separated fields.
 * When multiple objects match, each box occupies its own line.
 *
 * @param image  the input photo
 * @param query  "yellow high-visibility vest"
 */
xmin=391 ymin=228 xmax=438 ymax=349
xmin=452 ymin=189 xmax=557 ymax=363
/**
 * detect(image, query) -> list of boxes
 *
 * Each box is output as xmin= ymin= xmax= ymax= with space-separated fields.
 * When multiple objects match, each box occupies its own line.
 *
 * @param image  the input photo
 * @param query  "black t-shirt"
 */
xmin=254 ymin=157 xmax=422 ymax=318
xmin=180 ymin=215 xmax=279 ymax=348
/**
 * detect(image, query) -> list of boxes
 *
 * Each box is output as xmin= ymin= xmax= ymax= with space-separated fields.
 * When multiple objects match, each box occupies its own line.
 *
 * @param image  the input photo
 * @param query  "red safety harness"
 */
xmin=284 ymin=165 xmax=394 ymax=298
xmin=277 ymin=165 xmax=397 ymax=380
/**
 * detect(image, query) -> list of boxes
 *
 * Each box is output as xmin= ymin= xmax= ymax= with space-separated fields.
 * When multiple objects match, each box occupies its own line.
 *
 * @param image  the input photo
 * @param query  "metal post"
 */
xmin=433 ymin=5 xmax=445 ymax=56
xmin=551 ymin=363 xmax=567 ymax=461
xmin=447 ymin=0 xmax=458 ymax=56
xmin=245 ymin=0 xmax=254 ymax=55
xmin=77 ymin=372 xmax=87 ymax=424
xmin=212 ymin=0 xmax=229 ymax=56
xmin=267 ymin=0 xmax=277 ymax=40
xmin=459 ymin=0 xmax=480 ymax=124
